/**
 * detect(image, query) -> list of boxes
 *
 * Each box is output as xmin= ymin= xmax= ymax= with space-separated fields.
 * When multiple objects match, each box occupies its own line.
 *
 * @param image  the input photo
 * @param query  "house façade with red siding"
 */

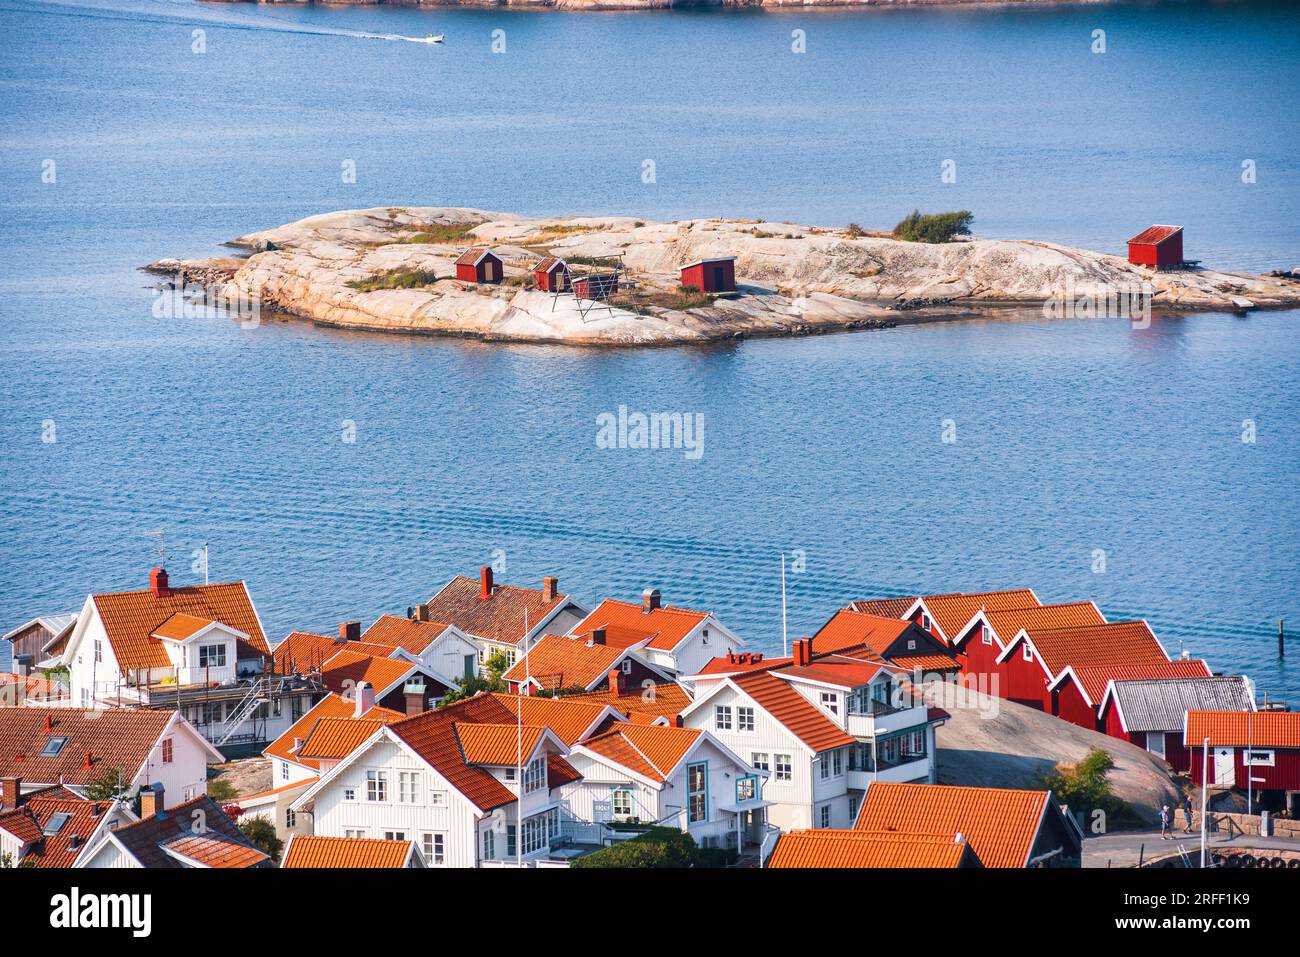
xmin=1185 ymin=710 xmax=1300 ymax=801
xmin=1098 ymin=676 xmax=1253 ymax=773
xmin=1048 ymin=659 xmax=1213 ymax=734
xmin=948 ymin=602 xmax=1106 ymax=696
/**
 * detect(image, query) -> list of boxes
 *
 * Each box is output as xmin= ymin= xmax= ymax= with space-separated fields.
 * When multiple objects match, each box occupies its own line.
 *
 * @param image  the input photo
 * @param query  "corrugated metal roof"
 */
xmin=1110 ymin=676 xmax=1251 ymax=732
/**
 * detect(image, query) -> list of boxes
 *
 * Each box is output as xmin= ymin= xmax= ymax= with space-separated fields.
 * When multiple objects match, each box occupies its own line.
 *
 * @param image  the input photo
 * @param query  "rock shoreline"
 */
xmin=146 ymin=207 xmax=1300 ymax=347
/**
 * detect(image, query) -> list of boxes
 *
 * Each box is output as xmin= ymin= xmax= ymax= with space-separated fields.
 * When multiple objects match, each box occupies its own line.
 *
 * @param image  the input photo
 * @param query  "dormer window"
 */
xmin=820 ymin=691 xmax=838 ymax=716
xmin=198 ymin=643 xmax=227 ymax=669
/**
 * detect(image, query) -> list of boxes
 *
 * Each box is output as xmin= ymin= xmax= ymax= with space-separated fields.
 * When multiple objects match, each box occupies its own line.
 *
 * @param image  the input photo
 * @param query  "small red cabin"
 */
xmin=1127 ymin=225 xmax=1183 ymax=269
xmin=572 ymin=274 xmax=619 ymax=301
xmin=680 ymin=257 xmax=736 ymax=294
xmin=455 ymin=247 xmax=503 ymax=284
xmin=533 ymin=256 xmax=571 ymax=293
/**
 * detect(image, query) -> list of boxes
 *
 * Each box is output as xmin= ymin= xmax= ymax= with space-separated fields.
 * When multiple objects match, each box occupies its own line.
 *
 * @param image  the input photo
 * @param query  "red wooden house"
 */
xmin=950 ymin=601 xmax=1104 ymax=692
xmin=1098 ymin=676 xmax=1253 ymax=774
xmin=1048 ymin=659 xmax=1212 ymax=734
xmin=1185 ymin=710 xmax=1300 ymax=799
xmin=454 ymin=247 xmax=503 ymax=284
xmin=680 ymin=257 xmax=736 ymax=294
xmin=1127 ymin=225 xmax=1184 ymax=269
xmin=532 ymin=257 xmax=570 ymax=293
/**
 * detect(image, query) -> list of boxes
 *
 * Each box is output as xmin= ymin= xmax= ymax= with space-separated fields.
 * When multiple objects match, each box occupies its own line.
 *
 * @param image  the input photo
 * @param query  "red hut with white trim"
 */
xmin=455 ymin=247 xmax=503 ymax=284
xmin=1127 ymin=225 xmax=1183 ymax=269
xmin=532 ymin=257 xmax=570 ymax=293
xmin=680 ymin=257 xmax=736 ymax=294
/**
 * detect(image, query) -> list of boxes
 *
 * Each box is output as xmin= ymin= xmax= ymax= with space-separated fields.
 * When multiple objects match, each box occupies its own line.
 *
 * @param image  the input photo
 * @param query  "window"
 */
xmin=612 ymin=787 xmax=633 ymax=817
xmin=503 ymin=766 xmax=517 ymax=781
xmin=751 ymin=752 xmax=769 ymax=773
xmin=94 ymin=639 xmax=103 ymax=663
xmin=423 ymin=832 xmax=445 ymax=865
xmin=1244 ymin=749 xmax=1275 ymax=766
xmin=848 ymin=796 xmax=859 ymax=820
xmin=881 ymin=738 xmax=897 ymax=763
xmin=907 ymin=639 xmax=917 ymax=650
xmin=981 ymin=625 xmax=992 ymax=645
xmin=735 ymin=776 xmax=757 ymax=803
xmin=820 ymin=692 xmax=838 ymax=715
xmin=398 ymin=771 xmax=420 ymax=803
xmin=43 ymin=812 xmax=73 ymax=836
xmin=737 ymin=706 xmax=754 ymax=732
xmin=523 ymin=756 xmax=546 ymax=793
xmin=921 ymin=613 xmax=932 ymax=631
xmin=1146 ymin=732 xmax=1166 ymax=759
xmin=158 ymin=737 xmax=172 ymax=764
xmin=285 ymin=807 xmax=296 ymax=829
xmin=430 ymin=789 xmax=447 ymax=806
xmin=198 ymin=643 xmax=227 ymax=669
xmin=506 ymin=824 xmax=517 ymax=858
xmin=40 ymin=736 xmax=69 ymax=758
xmin=701 ymin=628 xmax=710 ymax=645
xmin=687 ymin=762 xmax=708 ymax=823
xmin=366 ymin=770 xmax=388 ymax=802
xmin=463 ymin=654 xmax=476 ymax=678
xmin=820 ymin=755 xmax=830 ymax=779
xmin=483 ymin=828 xmax=495 ymax=861
xmin=819 ymin=805 xmax=831 ymax=828
xmin=621 ymin=658 xmax=633 ymax=674
xmin=1022 ymin=643 xmax=1033 ymax=662
xmin=344 ymin=828 xmax=366 ymax=839
xmin=280 ymin=761 xmax=289 ymax=782
xmin=714 ymin=705 xmax=733 ymax=731
xmin=343 ymin=787 xmax=356 ymax=802
xmin=384 ymin=830 xmax=406 ymax=841
xmin=774 ymin=754 xmax=792 ymax=782
xmin=832 ymin=749 xmax=843 ymax=775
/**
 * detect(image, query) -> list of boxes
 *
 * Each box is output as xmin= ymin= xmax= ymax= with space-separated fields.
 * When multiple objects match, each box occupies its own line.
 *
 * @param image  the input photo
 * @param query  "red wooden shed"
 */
xmin=1127 ymin=225 xmax=1183 ymax=269
xmin=572 ymin=274 xmax=619 ymax=301
xmin=1185 ymin=710 xmax=1300 ymax=796
xmin=532 ymin=257 xmax=570 ymax=293
xmin=680 ymin=257 xmax=736 ymax=294
xmin=454 ymin=247 xmax=503 ymax=284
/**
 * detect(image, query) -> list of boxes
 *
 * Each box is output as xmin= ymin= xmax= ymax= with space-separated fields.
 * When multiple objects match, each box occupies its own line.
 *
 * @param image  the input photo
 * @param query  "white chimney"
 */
xmin=355 ymin=681 xmax=375 ymax=717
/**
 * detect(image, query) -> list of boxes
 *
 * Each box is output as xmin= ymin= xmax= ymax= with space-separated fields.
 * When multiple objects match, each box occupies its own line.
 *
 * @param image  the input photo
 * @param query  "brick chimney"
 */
xmin=354 ymin=681 xmax=375 ymax=717
xmin=793 ymin=638 xmax=811 ymax=667
xmin=641 ymin=588 xmax=661 ymax=613
xmin=339 ymin=621 xmax=361 ymax=643
xmin=0 ymin=777 xmax=20 ymax=811
xmin=415 ymin=603 xmax=431 ymax=623
xmin=608 ymin=668 xmax=623 ymax=697
xmin=149 ymin=567 xmax=170 ymax=598
xmin=480 ymin=566 xmax=494 ymax=600
xmin=542 ymin=576 xmax=559 ymax=602
xmin=139 ymin=783 xmax=164 ymax=819
xmin=403 ymin=678 xmax=427 ymax=717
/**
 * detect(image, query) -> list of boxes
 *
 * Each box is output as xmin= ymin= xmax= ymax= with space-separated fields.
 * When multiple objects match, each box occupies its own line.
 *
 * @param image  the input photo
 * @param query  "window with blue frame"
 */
xmin=687 ymin=762 xmax=708 ymax=823
xmin=735 ymin=775 xmax=757 ymax=803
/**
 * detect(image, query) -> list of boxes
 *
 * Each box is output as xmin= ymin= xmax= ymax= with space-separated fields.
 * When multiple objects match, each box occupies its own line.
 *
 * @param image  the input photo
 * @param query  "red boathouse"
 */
xmin=572 ymin=274 xmax=619 ymax=300
xmin=533 ymin=257 xmax=570 ymax=293
xmin=680 ymin=257 xmax=736 ymax=294
xmin=1127 ymin=225 xmax=1184 ymax=269
xmin=455 ymin=247 xmax=503 ymax=284
xmin=1186 ymin=710 xmax=1300 ymax=801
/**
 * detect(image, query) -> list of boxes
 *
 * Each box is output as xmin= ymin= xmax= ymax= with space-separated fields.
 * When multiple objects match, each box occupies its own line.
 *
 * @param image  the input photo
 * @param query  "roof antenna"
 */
xmin=144 ymin=529 xmax=168 ymax=567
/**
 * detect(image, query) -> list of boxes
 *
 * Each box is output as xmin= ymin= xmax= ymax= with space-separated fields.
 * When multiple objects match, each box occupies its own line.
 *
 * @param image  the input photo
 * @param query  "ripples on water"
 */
xmin=0 ymin=0 xmax=1297 ymax=701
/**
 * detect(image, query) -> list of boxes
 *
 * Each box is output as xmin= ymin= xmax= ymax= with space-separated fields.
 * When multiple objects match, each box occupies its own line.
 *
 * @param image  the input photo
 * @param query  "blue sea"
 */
xmin=0 ymin=0 xmax=1297 ymax=701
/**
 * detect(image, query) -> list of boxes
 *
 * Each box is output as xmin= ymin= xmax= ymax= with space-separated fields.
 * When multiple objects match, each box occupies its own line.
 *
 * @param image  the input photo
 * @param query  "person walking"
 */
xmin=1159 ymin=804 xmax=1171 ymax=840
xmin=1182 ymin=797 xmax=1194 ymax=834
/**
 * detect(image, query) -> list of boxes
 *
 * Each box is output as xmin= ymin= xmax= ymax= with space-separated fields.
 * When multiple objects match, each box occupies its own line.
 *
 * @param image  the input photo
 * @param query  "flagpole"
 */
xmin=780 ymin=552 xmax=789 ymax=658
xmin=516 ymin=607 xmax=529 ymax=868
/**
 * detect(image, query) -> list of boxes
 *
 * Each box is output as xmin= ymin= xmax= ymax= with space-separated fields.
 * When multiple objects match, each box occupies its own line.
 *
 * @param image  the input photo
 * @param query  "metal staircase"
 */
xmin=216 ymin=677 xmax=271 ymax=746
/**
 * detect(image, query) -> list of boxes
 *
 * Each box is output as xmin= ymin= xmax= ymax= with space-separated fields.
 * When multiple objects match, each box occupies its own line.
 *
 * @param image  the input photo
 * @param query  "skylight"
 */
xmin=43 ymin=811 xmax=72 ymax=836
xmin=39 ymin=736 xmax=68 ymax=757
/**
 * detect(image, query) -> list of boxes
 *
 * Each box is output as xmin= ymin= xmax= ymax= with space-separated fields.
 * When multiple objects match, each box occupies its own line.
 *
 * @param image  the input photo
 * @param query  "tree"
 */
xmin=239 ymin=817 xmax=283 ymax=861
xmin=207 ymin=779 xmax=239 ymax=802
xmin=892 ymin=209 xmax=974 ymax=244
xmin=1038 ymin=746 xmax=1137 ymax=827
xmin=82 ymin=768 xmax=130 ymax=802
xmin=440 ymin=651 xmax=509 ymax=705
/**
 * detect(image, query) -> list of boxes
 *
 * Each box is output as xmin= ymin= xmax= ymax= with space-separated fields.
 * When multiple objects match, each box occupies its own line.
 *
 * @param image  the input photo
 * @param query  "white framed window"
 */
xmin=832 ymin=749 xmax=843 ymax=775
xmin=366 ymin=770 xmax=388 ymax=802
xmin=198 ymin=643 xmax=227 ymax=669
xmin=398 ymin=771 xmax=420 ymax=803
xmin=907 ymin=639 xmax=917 ymax=650
xmin=882 ymin=738 xmax=897 ymax=762
xmin=714 ymin=705 xmax=733 ymax=731
xmin=422 ymin=832 xmax=445 ymax=865
xmin=736 ymin=706 xmax=754 ymax=732
xmin=482 ymin=828 xmax=495 ymax=860
xmin=820 ymin=691 xmax=838 ymax=715
xmin=343 ymin=787 xmax=356 ymax=802
xmin=820 ymin=755 xmax=830 ymax=779
xmin=612 ymin=787 xmax=633 ymax=817
xmin=1244 ymin=749 xmax=1275 ymax=766
xmin=921 ymin=613 xmax=932 ymax=631
xmin=774 ymin=754 xmax=792 ymax=782
xmin=524 ymin=756 xmax=546 ymax=793
xmin=94 ymin=639 xmax=103 ymax=663
xmin=384 ymin=830 xmax=406 ymax=841
xmin=430 ymin=789 xmax=447 ymax=806
xmin=819 ymin=805 xmax=831 ymax=828
xmin=848 ymin=796 xmax=859 ymax=820
xmin=981 ymin=625 xmax=992 ymax=645
xmin=1146 ymin=732 xmax=1166 ymax=759
xmin=1022 ymin=643 xmax=1033 ymax=662
xmin=285 ymin=807 xmax=296 ymax=829
xmin=621 ymin=658 xmax=633 ymax=674
xmin=751 ymin=752 xmax=769 ymax=772
xmin=344 ymin=828 xmax=366 ymax=839
xmin=280 ymin=761 xmax=289 ymax=781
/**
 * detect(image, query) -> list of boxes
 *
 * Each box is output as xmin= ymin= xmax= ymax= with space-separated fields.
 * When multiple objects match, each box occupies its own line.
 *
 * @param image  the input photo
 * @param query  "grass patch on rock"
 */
xmin=346 ymin=267 xmax=443 ymax=292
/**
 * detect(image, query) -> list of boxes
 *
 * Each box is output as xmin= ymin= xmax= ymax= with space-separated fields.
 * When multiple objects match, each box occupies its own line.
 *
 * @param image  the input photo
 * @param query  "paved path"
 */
xmin=1084 ymin=828 xmax=1300 ymax=868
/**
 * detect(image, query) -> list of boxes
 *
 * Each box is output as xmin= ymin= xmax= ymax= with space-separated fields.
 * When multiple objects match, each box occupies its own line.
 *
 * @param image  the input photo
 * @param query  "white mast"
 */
xmin=780 ymin=552 xmax=789 ymax=658
xmin=516 ymin=606 xmax=529 ymax=867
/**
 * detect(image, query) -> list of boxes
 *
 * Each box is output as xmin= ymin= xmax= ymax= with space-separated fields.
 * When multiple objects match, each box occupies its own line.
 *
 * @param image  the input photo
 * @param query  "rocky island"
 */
xmin=147 ymin=207 xmax=1300 ymax=346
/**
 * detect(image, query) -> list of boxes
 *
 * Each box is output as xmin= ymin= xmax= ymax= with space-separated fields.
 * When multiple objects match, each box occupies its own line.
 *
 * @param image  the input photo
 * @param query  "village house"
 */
xmin=852 ymin=782 xmax=1082 ymax=868
xmin=679 ymin=639 xmax=944 ymax=832
xmin=359 ymin=609 xmax=482 ymax=686
xmin=809 ymin=609 xmax=957 ymax=675
xmin=567 ymin=589 xmax=745 ymax=677
xmin=0 ymin=706 xmax=220 ymax=803
xmin=317 ymin=645 xmax=450 ymax=715
xmin=501 ymin=630 xmax=672 ymax=695
xmin=560 ymin=722 xmax=769 ymax=855
xmin=3 ymin=613 xmax=77 ymax=674
xmin=425 ymin=569 xmax=589 ymax=668
xmin=945 ymin=601 xmax=1106 ymax=689
xmin=1185 ymin=710 xmax=1300 ymax=812
xmin=57 ymin=568 xmax=318 ymax=754
xmin=1048 ymin=658 xmax=1213 ymax=732
xmin=281 ymin=834 xmax=425 ymax=868
xmin=765 ymin=828 xmax=982 ymax=868
xmin=1098 ymin=676 xmax=1254 ymax=773
xmin=76 ymin=788 xmax=270 ymax=868
xmin=853 ymin=590 xmax=1042 ymax=648
xmin=560 ymin=672 xmax=696 ymax=724
xmin=0 ymin=783 xmax=134 ymax=868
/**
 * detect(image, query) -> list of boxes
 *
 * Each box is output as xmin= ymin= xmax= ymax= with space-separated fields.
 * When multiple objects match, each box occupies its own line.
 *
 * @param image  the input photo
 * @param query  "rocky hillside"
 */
xmin=146 ymin=206 xmax=1300 ymax=346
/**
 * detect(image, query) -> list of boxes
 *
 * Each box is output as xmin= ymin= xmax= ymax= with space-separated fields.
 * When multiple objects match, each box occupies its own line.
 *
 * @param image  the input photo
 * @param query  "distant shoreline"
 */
xmin=201 ymin=0 xmax=1107 ymax=12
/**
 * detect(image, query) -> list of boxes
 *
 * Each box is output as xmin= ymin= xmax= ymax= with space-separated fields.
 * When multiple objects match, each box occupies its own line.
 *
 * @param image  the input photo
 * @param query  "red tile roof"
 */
xmin=273 ymin=631 xmax=347 ymax=676
xmin=918 ymin=590 xmax=1041 ymax=643
xmin=297 ymin=716 xmax=393 ymax=761
xmin=109 ymin=796 xmax=269 ymax=868
xmin=572 ymin=599 xmax=710 ymax=652
xmin=425 ymin=575 xmax=569 ymax=647
xmin=0 ymin=791 xmax=117 ymax=868
xmin=1060 ymin=659 xmax=1212 ymax=707
xmin=91 ymin=580 xmax=269 ymax=671
xmin=1011 ymin=620 xmax=1168 ymax=677
xmin=561 ymin=681 xmax=695 ymax=722
xmin=578 ymin=724 xmax=702 ymax=782
xmin=263 ymin=694 xmax=403 ymax=770
xmin=730 ymin=672 xmax=855 ymax=753
xmin=1185 ymin=710 xmax=1300 ymax=748
xmin=813 ymin=610 xmax=914 ymax=656
xmin=694 ymin=653 xmax=791 ymax=677
xmin=853 ymin=783 xmax=1053 ymax=868
xmin=778 ymin=654 xmax=896 ymax=689
xmin=487 ymin=692 xmax=612 ymax=746
xmin=0 ymin=706 xmax=175 ymax=786
xmin=847 ymin=597 xmax=918 ymax=619
xmin=454 ymin=246 xmax=497 ymax=267
xmin=455 ymin=723 xmax=548 ymax=766
xmin=767 ymin=829 xmax=978 ymax=869
xmin=152 ymin=612 xmax=222 ymax=642
xmin=1128 ymin=224 xmax=1182 ymax=246
xmin=361 ymin=615 xmax=452 ymax=656
xmin=282 ymin=835 xmax=415 ymax=868
xmin=980 ymin=603 xmax=1106 ymax=649
xmin=319 ymin=649 xmax=422 ymax=697
xmin=502 ymin=634 xmax=631 ymax=691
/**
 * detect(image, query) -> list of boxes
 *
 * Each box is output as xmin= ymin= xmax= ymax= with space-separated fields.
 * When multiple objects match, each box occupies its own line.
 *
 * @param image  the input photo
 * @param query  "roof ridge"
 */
xmin=613 ymin=729 xmax=669 ymax=779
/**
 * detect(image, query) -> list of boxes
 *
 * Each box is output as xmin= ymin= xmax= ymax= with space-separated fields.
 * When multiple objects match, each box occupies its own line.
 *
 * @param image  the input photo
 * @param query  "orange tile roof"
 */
xmin=162 ymin=832 xmax=270 ymax=868
xmin=573 ymin=599 xmax=710 ymax=652
xmin=0 ymin=793 xmax=116 ymax=868
xmin=919 ymin=590 xmax=1041 ymax=642
xmin=1129 ymin=224 xmax=1182 ymax=246
xmin=361 ymin=615 xmax=452 ymax=656
xmin=263 ymin=694 xmax=403 ymax=770
xmin=813 ymin=610 xmax=915 ymax=656
xmin=388 ymin=696 xmax=523 ymax=811
xmin=779 ymin=655 xmax=897 ymax=689
xmin=731 ymin=672 xmax=855 ymax=753
xmin=892 ymin=654 xmax=962 ymax=673
xmin=847 ymin=597 xmax=919 ymax=620
xmin=854 ymin=783 xmax=1052 ymax=868
xmin=91 ymin=580 xmax=269 ymax=671
xmin=487 ymin=692 xmax=612 ymax=746
xmin=297 ymin=717 xmax=391 ymax=761
xmin=0 ymin=706 xmax=175 ymax=786
xmin=1186 ymin=710 xmax=1300 ymax=748
xmin=425 ymin=575 xmax=569 ymax=647
xmin=110 ymin=795 xmax=269 ymax=868
xmin=694 ymin=653 xmax=791 ymax=677
xmin=502 ymin=634 xmax=630 ymax=690
xmin=980 ymin=602 xmax=1106 ymax=649
xmin=455 ymin=723 xmax=548 ymax=765
xmin=151 ymin=612 xmax=221 ymax=642
xmin=1013 ymin=620 xmax=1168 ymax=677
xmin=1062 ymin=659 xmax=1212 ymax=707
xmin=274 ymin=631 xmax=347 ymax=676
xmin=767 ymin=829 xmax=976 ymax=869
xmin=320 ymin=649 xmax=420 ymax=697
xmin=561 ymin=681 xmax=695 ymax=721
xmin=282 ymin=835 xmax=415 ymax=869
xmin=578 ymin=724 xmax=702 ymax=781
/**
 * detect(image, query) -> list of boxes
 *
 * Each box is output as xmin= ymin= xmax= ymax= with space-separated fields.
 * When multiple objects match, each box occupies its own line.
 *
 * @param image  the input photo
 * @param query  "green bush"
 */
xmin=570 ymin=827 xmax=699 ymax=868
xmin=892 ymin=209 xmax=974 ymax=244
xmin=397 ymin=222 xmax=482 ymax=245
xmin=1038 ymin=746 xmax=1142 ymax=829
xmin=346 ymin=267 xmax=442 ymax=292
xmin=239 ymin=817 xmax=283 ymax=861
xmin=207 ymin=779 xmax=239 ymax=802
